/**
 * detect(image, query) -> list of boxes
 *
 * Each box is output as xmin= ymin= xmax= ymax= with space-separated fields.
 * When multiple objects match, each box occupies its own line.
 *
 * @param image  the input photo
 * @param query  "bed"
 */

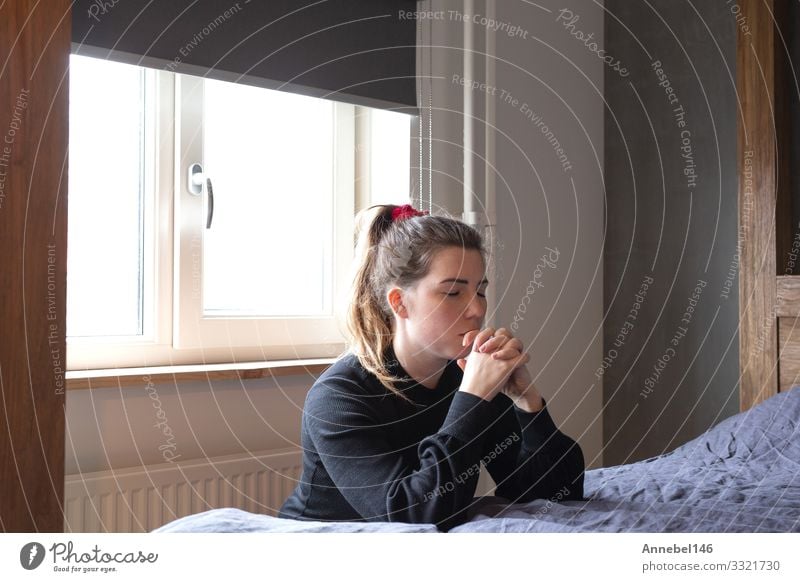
xmin=153 ymin=3 xmax=800 ymax=535
xmin=152 ymin=386 xmax=800 ymax=533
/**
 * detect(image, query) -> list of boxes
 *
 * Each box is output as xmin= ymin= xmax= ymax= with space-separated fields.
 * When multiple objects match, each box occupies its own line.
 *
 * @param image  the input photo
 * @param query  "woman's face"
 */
xmin=390 ymin=246 xmax=488 ymax=361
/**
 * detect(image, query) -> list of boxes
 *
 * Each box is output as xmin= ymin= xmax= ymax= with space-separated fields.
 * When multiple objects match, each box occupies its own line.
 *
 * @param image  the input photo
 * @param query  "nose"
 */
xmin=464 ymin=292 xmax=486 ymax=320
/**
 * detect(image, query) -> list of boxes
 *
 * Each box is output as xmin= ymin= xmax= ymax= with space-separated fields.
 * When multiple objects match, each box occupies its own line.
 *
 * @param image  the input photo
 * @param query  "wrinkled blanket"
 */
xmin=154 ymin=388 xmax=800 ymax=533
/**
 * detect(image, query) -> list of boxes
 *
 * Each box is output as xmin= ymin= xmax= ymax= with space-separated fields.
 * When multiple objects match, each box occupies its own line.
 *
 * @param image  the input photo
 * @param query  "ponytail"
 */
xmin=344 ymin=204 xmax=485 ymax=401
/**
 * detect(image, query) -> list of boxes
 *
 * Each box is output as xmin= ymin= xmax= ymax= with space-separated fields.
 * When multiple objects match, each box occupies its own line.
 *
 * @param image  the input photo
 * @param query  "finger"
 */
xmin=507 ymin=337 xmax=523 ymax=351
xmin=457 ymin=358 xmax=466 ymax=371
xmin=462 ymin=329 xmax=480 ymax=346
xmin=492 ymin=348 xmax=528 ymax=364
xmin=479 ymin=334 xmax=510 ymax=353
xmin=472 ymin=327 xmax=496 ymax=350
xmin=484 ymin=338 xmax=524 ymax=360
xmin=493 ymin=327 xmax=513 ymax=340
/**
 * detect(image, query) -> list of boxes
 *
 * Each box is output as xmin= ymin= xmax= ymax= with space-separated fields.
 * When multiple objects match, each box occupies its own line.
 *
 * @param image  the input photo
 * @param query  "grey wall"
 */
xmin=416 ymin=0 xmax=605 ymax=469
xmin=603 ymin=1 xmax=740 ymax=465
xmin=493 ymin=0 xmax=605 ymax=469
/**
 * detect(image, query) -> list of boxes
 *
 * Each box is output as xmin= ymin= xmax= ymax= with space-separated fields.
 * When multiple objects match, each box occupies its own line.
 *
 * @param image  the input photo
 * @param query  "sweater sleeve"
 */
xmin=303 ymin=383 xmax=496 ymax=530
xmin=482 ymin=393 xmax=585 ymax=503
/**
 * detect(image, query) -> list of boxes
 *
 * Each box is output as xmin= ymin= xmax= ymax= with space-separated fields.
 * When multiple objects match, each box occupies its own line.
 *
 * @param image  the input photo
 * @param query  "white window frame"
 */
xmin=172 ymin=74 xmax=355 ymax=356
xmin=67 ymin=67 xmax=371 ymax=370
xmin=67 ymin=67 xmax=175 ymax=370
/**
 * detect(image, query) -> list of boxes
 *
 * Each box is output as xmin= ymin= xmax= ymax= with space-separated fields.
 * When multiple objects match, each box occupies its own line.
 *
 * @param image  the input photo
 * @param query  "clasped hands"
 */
xmin=456 ymin=327 xmax=544 ymax=412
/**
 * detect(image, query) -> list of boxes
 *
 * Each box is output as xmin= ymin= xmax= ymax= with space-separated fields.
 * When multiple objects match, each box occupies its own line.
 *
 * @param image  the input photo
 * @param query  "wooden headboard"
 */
xmin=737 ymin=0 xmax=798 ymax=411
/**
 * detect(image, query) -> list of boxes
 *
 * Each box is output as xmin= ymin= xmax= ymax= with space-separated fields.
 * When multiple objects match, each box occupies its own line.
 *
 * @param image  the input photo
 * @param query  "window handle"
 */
xmin=205 ymin=178 xmax=214 ymax=229
xmin=188 ymin=162 xmax=204 ymax=195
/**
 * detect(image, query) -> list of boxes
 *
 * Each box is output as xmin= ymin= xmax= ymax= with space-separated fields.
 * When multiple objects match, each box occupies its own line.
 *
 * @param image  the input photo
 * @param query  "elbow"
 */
xmin=386 ymin=482 xmax=474 ymax=531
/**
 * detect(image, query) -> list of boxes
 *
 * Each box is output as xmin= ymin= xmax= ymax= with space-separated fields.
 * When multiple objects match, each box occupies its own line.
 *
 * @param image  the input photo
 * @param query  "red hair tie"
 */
xmin=391 ymin=204 xmax=428 ymax=222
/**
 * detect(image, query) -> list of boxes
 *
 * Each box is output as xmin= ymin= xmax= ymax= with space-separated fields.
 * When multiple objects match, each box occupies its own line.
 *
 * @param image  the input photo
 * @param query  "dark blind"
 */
xmin=72 ymin=0 xmax=419 ymax=111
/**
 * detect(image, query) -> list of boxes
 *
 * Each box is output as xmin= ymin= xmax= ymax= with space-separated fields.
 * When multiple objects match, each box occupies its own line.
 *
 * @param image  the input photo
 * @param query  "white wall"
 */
xmin=65 ymin=377 xmax=310 ymax=474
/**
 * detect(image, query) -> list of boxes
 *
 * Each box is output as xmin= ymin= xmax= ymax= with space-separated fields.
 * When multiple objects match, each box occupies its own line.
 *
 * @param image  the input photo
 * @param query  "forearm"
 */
xmin=509 ymin=383 xmax=544 ymax=412
xmin=485 ymin=394 xmax=585 ymax=502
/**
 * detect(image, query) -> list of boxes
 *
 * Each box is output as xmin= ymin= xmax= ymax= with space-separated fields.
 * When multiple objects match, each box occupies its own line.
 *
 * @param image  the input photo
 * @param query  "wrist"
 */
xmin=513 ymin=391 xmax=544 ymax=413
xmin=459 ymin=384 xmax=495 ymax=402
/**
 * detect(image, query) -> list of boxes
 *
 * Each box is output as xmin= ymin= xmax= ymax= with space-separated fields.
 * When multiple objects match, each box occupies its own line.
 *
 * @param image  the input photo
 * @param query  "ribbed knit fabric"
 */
xmin=278 ymin=345 xmax=584 ymax=531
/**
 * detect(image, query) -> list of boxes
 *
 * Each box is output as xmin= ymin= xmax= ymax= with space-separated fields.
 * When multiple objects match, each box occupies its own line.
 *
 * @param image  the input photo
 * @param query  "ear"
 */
xmin=387 ymin=287 xmax=408 ymax=318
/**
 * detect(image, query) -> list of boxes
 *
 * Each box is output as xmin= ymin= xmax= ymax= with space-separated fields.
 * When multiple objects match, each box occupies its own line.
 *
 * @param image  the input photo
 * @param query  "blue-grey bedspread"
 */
xmin=153 ymin=387 xmax=800 ymax=533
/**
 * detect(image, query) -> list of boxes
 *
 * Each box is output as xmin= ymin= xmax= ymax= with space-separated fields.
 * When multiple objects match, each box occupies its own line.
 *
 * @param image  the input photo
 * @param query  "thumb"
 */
xmin=457 ymin=358 xmax=466 ymax=371
xmin=463 ymin=329 xmax=478 ymax=346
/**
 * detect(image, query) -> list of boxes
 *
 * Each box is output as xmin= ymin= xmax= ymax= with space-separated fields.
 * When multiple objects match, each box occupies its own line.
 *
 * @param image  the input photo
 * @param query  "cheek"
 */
xmin=425 ymin=302 xmax=463 ymax=335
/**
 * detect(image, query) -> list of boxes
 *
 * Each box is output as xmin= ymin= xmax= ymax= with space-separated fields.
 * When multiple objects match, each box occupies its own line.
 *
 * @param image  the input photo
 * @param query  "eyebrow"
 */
xmin=439 ymin=278 xmax=489 ymax=285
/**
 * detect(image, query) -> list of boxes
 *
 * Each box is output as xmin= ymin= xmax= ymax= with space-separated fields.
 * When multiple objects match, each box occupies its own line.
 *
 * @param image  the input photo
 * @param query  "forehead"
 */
xmin=426 ymin=247 xmax=485 ymax=278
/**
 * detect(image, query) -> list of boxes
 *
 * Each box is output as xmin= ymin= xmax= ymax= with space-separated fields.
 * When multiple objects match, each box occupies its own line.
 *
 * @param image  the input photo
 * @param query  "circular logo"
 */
xmin=20 ymin=542 xmax=46 ymax=570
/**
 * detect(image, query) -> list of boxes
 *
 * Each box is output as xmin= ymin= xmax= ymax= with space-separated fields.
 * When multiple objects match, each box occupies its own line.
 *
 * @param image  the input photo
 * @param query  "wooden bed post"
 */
xmin=737 ymin=0 xmax=790 ymax=411
xmin=0 ymin=1 xmax=70 ymax=531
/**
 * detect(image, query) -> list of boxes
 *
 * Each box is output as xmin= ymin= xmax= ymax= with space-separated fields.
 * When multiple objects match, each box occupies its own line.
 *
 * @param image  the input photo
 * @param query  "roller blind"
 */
xmin=72 ymin=0 xmax=419 ymax=111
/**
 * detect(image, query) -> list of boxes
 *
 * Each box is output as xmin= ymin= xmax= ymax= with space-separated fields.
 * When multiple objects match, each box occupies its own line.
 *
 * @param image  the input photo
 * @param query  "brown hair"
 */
xmin=343 ymin=204 xmax=486 ymax=400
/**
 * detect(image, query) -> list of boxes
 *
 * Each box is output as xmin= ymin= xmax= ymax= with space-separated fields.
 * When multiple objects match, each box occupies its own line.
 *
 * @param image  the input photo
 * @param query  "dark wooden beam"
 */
xmin=737 ymin=0 xmax=787 ymax=411
xmin=0 ymin=0 xmax=70 ymax=532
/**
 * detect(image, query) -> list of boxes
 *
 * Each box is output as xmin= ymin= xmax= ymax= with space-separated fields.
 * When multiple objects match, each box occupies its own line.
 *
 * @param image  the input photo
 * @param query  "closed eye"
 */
xmin=445 ymin=292 xmax=487 ymax=298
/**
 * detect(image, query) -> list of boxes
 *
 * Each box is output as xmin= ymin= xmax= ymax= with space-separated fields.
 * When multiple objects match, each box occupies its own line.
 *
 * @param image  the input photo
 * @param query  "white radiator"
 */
xmin=63 ymin=447 xmax=303 ymax=533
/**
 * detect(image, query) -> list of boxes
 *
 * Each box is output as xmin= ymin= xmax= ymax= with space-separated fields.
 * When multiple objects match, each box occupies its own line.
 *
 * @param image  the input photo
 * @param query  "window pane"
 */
xmin=201 ymin=80 xmax=334 ymax=316
xmin=370 ymin=109 xmax=412 ymax=205
xmin=67 ymin=55 xmax=148 ymax=337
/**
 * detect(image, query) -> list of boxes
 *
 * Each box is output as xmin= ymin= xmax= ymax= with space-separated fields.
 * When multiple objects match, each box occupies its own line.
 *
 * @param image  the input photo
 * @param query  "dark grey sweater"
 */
xmin=278 ymin=345 xmax=584 ymax=531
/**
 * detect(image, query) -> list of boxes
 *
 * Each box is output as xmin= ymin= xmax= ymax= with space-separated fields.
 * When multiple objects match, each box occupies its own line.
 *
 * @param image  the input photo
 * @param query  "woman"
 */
xmin=278 ymin=204 xmax=584 ymax=531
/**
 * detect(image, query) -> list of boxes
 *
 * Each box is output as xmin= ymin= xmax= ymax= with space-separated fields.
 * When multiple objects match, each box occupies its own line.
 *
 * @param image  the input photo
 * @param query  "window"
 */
xmin=67 ymin=56 xmax=154 ymax=339
xmin=67 ymin=55 xmax=412 ymax=369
